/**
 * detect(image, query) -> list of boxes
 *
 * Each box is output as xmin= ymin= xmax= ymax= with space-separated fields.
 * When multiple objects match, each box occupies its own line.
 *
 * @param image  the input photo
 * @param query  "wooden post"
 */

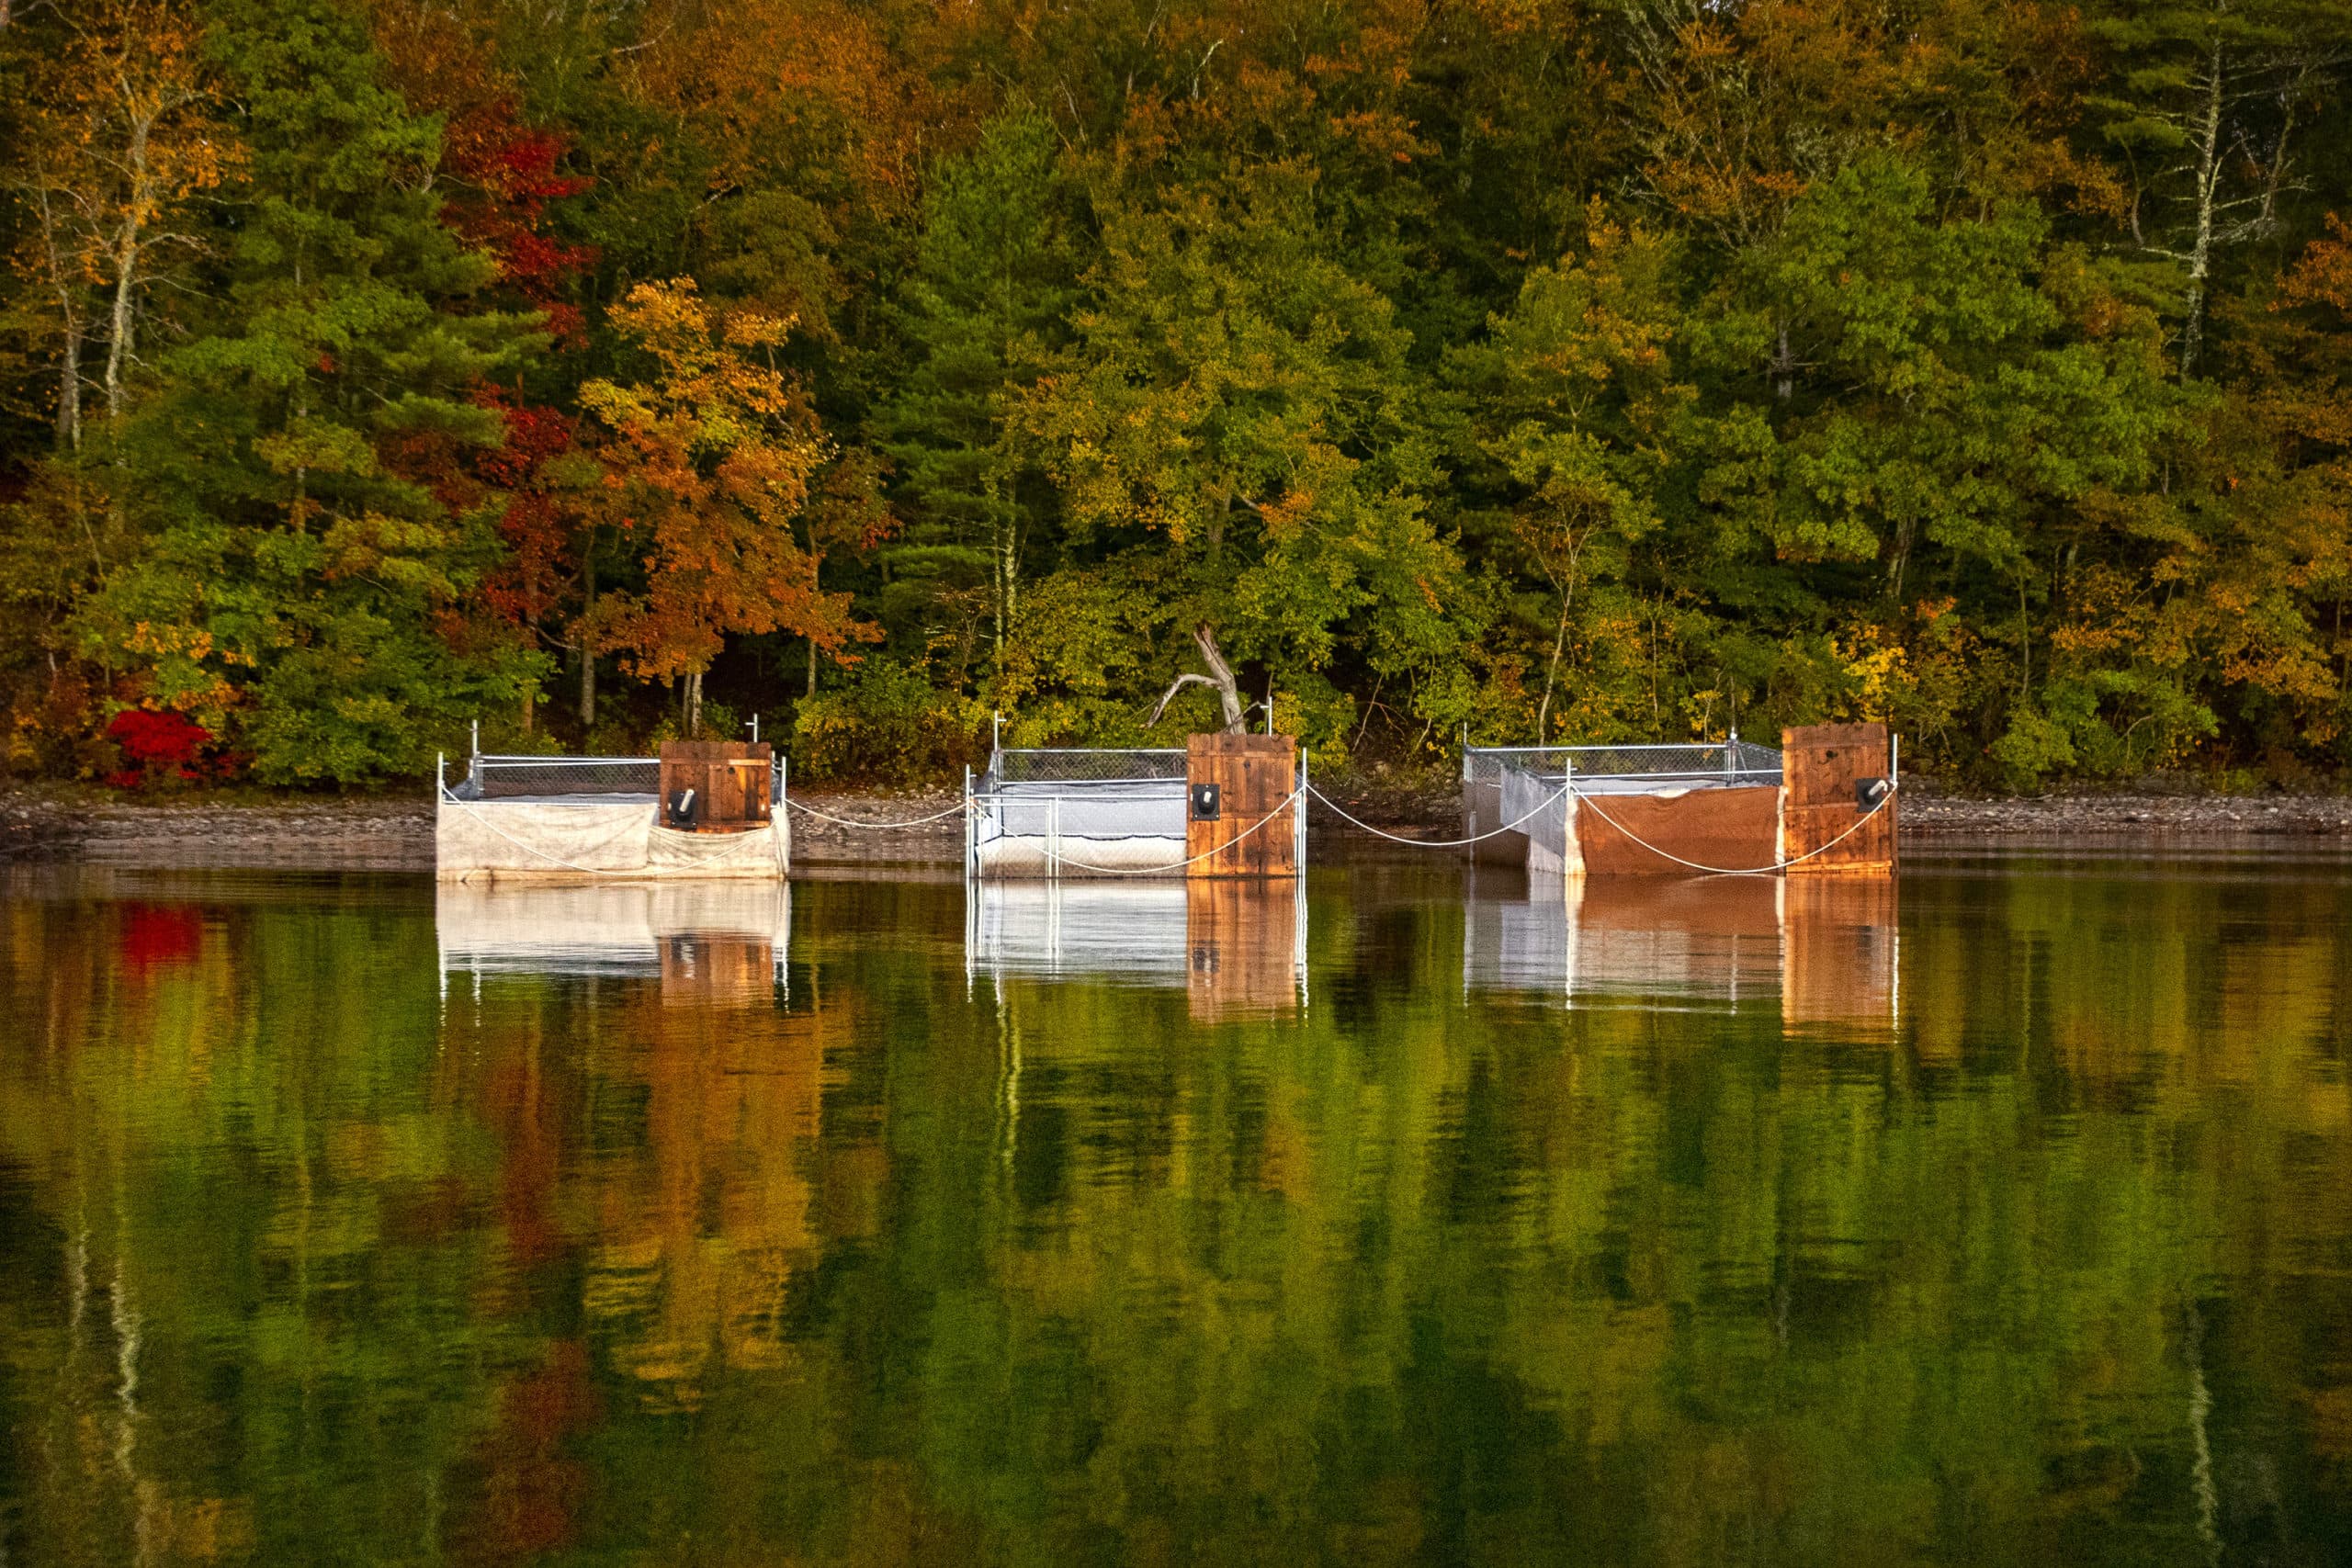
xmin=1778 ymin=724 xmax=1896 ymax=875
xmin=1184 ymin=733 xmax=1299 ymax=878
xmin=658 ymin=740 xmax=774 ymax=832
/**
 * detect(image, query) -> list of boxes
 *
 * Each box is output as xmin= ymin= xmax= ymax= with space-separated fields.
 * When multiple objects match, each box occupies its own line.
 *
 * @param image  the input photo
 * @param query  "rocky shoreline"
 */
xmin=6 ymin=783 xmax=2352 ymax=873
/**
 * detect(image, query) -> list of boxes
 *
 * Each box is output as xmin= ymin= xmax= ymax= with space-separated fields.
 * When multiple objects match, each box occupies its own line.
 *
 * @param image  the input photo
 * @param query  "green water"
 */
xmin=1 ymin=856 xmax=2347 ymax=1565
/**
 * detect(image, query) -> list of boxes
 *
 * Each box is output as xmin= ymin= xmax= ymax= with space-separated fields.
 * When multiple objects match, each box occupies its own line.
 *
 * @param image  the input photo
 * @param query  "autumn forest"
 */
xmin=3 ymin=0 xmax=2350 ymax=789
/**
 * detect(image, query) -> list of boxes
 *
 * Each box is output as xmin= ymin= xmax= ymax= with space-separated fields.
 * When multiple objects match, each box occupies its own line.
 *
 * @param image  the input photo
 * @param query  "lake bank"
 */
xmin=10 ymin=781 xmax=2352 ymax=870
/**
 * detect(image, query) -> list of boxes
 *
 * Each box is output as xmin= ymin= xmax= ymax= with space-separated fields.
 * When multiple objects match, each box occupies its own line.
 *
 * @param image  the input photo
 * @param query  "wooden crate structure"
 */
xmin=1184 ymin=734 xmax=1300 ymax=878
xmin=657 ymin=740 xmax=774 ymax=833
xmin=1777 ymin=724 xmax=1896 ymax=874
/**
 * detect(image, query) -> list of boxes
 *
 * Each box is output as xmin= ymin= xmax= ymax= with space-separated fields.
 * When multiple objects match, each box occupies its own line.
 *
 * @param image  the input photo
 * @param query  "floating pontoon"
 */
xmin=966 ymin=734 xmax=1306 ymax=879
xmin=436 ymin=745 xmax=788 ymax=882
xmin=1463 ymin=724 xmax=1897 ymax=876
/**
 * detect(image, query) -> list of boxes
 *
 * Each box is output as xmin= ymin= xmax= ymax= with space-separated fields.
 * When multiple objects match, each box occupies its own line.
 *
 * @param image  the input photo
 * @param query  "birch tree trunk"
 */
xmin=102 ymin=97 xmax=162 ymax=423
xmin=2179 ymin=35 xmax=2227 ymax=378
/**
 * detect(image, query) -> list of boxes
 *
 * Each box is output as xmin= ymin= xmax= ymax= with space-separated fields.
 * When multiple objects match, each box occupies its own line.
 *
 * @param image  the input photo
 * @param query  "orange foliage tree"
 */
xmin=580 ymin=279 xmax=878 ymax=735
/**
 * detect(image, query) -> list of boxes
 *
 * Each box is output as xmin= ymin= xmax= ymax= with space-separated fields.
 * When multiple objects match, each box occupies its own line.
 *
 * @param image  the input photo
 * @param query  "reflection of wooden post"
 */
xmin=1185 ymin=881 xmax=1301 ymax=1021
xmin=659 ymin=934 xmax=775 ymax=1006
xmin=1778 ymin=724 xmax=1896 ymax=874
xmin=1185 ymin=734 xmax=1299 ymax=878
xmin=659 ymin=741 xmax=774 ymax=832
xmin=1780 ymin=877 xmax=1899 ymax=1039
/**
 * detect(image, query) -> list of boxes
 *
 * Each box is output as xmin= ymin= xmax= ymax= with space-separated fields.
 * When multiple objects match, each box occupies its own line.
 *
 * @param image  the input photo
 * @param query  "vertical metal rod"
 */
xmin=470 ymin=719 xmax=479 ymax=761
xmin=1295 ymin=748 xmax=1307 ymax=872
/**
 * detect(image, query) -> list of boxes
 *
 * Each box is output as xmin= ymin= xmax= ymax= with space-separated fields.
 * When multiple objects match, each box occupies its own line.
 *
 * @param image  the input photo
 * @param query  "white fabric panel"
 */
xmin=971 ymin=776 xmax=1189 ymax=877
xmin=436 ymin=799 xmax=786 ymax=880
xmin=1500 ymin=768 xmax=1572 ymax=874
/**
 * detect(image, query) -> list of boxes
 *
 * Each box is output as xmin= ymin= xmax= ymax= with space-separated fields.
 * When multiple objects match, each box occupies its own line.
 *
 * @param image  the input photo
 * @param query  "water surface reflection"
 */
xmin=0 ymin=858 xmax=2346 ymax=1564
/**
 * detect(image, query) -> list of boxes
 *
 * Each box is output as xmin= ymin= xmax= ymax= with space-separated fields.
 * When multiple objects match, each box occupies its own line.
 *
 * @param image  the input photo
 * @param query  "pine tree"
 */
xmin=880 ymin=110 xmax=1083 ymax=679
xmin=86 ymin=0 xmax=546 ymax=784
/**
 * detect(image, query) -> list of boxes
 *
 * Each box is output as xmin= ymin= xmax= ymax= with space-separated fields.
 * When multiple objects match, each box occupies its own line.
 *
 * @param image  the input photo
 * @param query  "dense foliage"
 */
xmin=4 ymin=0 xmax=2350 ymax=786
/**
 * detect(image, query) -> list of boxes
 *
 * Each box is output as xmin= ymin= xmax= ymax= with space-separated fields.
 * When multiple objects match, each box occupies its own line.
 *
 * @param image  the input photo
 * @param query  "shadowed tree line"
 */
xmin=3 ymin=0 xmax=2352 ymax=787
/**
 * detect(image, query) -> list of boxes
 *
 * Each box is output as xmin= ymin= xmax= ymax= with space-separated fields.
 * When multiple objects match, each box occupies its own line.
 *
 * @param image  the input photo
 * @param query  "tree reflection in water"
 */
xmin=0 ymin=859 xmax=2346 ymax=1564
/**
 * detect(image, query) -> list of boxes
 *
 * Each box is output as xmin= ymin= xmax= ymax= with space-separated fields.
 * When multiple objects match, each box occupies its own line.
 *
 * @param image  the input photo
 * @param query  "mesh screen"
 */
xmin=1465 ymin=740 xmax=1781 ymax=786
xmin=452 ymin=756 xmax=662 ymax=801
xmin=985 ymin=749 xmax=1188 ymax=784
xmin=973 ymin=779 xmax=1188 ymax=843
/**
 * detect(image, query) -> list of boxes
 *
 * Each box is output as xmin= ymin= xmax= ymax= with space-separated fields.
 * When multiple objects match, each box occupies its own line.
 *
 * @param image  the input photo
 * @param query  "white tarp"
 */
xmin=1501 ymin=767 xmax=1574 ymax=875
xmin=436 ymin=798 xmax=786 ymax=881
xmin=972 ymin=778 xmax=1188 ymax=877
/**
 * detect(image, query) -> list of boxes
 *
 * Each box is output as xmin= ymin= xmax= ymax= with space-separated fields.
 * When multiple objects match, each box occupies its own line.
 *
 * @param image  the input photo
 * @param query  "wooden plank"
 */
xmin=1569 ymin=785 xmax=1780 ymax=875
xmin=1778 ymin=724 xmax=1895 ymax=874
xmin=659 ymin=740 xmax=772 ymax=832
xmin=1184 ymin=733 xmax=1299 ymax=878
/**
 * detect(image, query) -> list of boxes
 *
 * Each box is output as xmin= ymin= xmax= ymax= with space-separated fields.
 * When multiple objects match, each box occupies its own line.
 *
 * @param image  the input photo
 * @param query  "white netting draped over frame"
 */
xmin=967 ymin=749 xmax=1192 ymax=877
xmin=435 ymin=751 xmax=786 ymax=881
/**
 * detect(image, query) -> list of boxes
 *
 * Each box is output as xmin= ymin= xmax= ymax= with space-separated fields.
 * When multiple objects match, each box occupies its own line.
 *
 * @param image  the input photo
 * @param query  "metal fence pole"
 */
xmin=1295 ymin=748 xmax=1308 ymax=871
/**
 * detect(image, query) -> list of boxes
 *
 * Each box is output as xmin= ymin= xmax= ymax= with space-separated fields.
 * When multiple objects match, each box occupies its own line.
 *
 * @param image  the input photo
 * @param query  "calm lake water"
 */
xmin=1 ymin=853 xmax=2347 ymax=1565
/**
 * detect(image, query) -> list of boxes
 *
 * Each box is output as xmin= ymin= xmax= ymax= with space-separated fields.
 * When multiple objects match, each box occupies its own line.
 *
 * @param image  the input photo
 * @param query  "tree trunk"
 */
xmin=102 ymin=104 xmax=158 ymax=424
xmin=2180 ymin=35 xmax=2226 ymax=379
xmin=1192 ymin=623 xmax=1248 ymax=733
xmin=577 ymin=554 xmax=596 ymax=728
xmin=685 ymin=669 xmax=703 ymax=738
xmin=807 ymin=636 xmax=820 ymax=698
xmin=56 ymin=319 xmax=83 ymax=452
xmin=1536 ymin=599 xmax=1570 ymax=744
xmin=1145 ymin=624 xmax=1250 ymax=734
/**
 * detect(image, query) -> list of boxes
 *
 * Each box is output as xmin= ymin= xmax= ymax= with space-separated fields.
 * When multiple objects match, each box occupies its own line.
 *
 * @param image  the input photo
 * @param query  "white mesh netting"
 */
xmin=436 ymin=799 xmax=786 ymax=880
xmin=970 ymin=757 xmax=1191 ymax=877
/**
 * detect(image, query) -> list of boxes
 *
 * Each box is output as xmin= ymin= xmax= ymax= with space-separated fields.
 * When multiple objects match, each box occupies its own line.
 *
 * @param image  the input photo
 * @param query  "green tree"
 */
xmin=82 ymin=0 xmax=546 ymax=784
xmin=881 ymin=108 xmax=1084 ymax=680
xmin=1014 ymin=160 xmax=1466 ymax=750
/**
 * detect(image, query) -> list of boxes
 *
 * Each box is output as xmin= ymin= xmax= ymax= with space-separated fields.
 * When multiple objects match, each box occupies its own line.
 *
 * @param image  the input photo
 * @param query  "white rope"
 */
xmin=1566 ymin=782 xmax=1898 ymax=874
xmin=442 ymin=795 xmax=779 ymax=875
xmin=1027 ymin=786 xmax=1306 ymax=876
xmin=1306 ymin=782 xmax=1571 ymax=848
xmin=785 ymin=796 xmax=968 ymax=829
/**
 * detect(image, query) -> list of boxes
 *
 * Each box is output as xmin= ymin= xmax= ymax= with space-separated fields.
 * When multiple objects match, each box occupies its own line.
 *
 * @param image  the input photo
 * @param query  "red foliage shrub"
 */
xmin=105 ymin=708 xmax=214 ymax=787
